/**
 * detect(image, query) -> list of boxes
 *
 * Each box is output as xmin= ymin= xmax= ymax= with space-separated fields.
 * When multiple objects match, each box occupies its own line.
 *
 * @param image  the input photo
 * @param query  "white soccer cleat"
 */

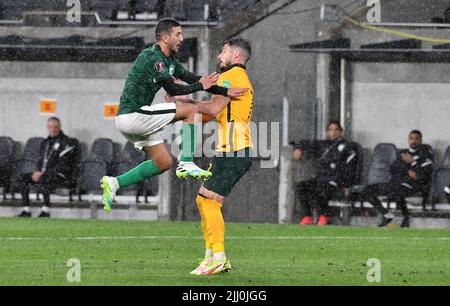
xmin=176 ymin=161 xmax=212 ymax=180
xmin=199 ymin=259 xmax=232 ymax=275
xmin=190 ymin=257 xmax=213 ymax=275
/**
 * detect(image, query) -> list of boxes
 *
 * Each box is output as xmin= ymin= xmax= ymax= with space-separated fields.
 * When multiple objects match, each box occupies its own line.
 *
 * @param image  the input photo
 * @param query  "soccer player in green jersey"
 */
xmin=100 ymin=18 xmax=247 ymax=212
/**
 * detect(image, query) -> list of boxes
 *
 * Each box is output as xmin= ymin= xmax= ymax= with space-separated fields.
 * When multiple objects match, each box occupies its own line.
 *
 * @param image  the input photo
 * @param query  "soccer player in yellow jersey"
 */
xmin=166 ymin=38 xmax=253 ymax=275
xmin=189 ymin=37 xmax=254 ymax=275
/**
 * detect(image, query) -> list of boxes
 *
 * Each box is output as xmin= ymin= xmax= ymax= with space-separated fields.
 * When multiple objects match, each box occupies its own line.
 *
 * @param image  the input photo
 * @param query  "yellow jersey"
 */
xmin=216 ymin=64 xmax=254 ymax=152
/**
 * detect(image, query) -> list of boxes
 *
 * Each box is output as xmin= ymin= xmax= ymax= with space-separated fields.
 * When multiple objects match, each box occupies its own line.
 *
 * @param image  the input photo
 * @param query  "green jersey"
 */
xmin=118 ymin=44 xmax=186 ymax=115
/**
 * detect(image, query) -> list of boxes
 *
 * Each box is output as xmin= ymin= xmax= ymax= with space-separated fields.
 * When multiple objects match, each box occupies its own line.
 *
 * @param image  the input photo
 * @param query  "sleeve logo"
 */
xmin=221 ymin=80 xmax=232 ymax=88
xmin=155 ymin=61 xmax=166 ymax=72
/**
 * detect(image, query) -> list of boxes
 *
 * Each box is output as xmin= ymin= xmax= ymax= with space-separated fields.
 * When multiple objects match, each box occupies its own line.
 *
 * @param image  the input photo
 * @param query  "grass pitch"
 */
xmin=0 ymin=218 xmax=448 ymax=286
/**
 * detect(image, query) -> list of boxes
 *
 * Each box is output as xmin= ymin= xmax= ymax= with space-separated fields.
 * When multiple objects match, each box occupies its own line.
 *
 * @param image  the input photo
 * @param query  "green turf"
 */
xmin=0 ymin=218 xmax=448 ymax=286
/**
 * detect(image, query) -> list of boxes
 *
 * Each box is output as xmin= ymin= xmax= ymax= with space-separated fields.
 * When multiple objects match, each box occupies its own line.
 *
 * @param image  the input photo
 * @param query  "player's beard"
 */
xmin=219 ymin=58 xmax=232 ymax=71
xmin=169 ymin=42 xmax=181 ymax=55
xmin=170 ymin=46 xmax=178 ymax=55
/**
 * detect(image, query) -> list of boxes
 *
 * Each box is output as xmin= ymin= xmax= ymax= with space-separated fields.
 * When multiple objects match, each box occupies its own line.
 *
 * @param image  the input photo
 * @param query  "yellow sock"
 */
xmin=196 ymin=195 xmax=212 ymax=250
xmin=201 ymin=197 xmax=225 ymax=254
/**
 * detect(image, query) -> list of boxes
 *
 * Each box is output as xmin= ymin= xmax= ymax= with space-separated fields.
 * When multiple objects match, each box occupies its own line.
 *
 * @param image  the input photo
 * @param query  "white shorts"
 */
xmin=115 ymin=103 xmax=177 ymax=151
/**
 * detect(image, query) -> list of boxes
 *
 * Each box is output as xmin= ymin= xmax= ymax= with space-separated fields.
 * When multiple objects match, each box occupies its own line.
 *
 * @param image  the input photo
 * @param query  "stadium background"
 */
xmin=0 ymin=0 xmax=450 ymax=226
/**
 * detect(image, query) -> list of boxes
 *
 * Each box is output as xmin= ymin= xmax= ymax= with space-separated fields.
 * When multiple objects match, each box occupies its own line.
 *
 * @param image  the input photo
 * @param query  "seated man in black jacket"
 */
xmin=17 ymin=117 xmax=77 ymax=218
xmin=361 ymin=130 xmax=433 ymax=228
xmin=292 ymin=121 xmax=358 ymax=225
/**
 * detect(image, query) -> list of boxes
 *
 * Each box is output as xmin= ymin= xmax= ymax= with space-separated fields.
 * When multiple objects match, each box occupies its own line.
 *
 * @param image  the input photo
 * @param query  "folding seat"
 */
xmin=116 ymin=141 xmax=146 ymax=202
xmin=351 ymin=143 xmax=397 ymax=194
xmin=88 ymin=138 xmax=116 ymax=175
xmin=78 ymin=138 xmax=117 ymax=200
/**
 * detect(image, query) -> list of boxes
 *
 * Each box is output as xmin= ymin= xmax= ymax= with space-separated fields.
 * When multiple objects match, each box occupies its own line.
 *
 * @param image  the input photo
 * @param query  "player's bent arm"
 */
xmin=203 ymin=95 xmax=231 ymax=116
xmin=179 ymin=95 xmax=230 ymax=117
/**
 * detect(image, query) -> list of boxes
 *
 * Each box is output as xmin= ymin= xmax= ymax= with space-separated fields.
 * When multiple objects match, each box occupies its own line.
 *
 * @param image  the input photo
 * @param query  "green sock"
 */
xmin=117 ymin=160 xmax=162 ymax=188
xmin=180 ymin=123 xmax=196 ymax=162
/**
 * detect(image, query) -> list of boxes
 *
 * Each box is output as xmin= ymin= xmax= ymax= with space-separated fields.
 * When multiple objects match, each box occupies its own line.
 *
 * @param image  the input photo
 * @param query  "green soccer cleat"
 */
xmin=176 ymin=162 xmax=212 ymax=180
xmin=199 ymin=259 xmax=232 ymax=275
xmin=100 ymin=176 xmax=118 ymax=213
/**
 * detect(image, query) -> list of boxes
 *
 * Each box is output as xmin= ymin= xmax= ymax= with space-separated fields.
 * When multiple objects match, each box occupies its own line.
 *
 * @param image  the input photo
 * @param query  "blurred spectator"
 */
xmin=17 ymin=117 xmax=77 ymax=218
xmin=291 ymin=121 xmax=358 ymax=226
xmin=360 ymin=130 xmax=433 ymax=228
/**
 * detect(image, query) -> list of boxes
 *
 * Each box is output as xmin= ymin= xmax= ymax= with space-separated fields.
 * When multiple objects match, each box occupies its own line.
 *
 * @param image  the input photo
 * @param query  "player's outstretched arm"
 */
xmin=177 ymin=69 xmax=248 ymax=98
xmin=166 ymin=94 xmax=230 ymax=117
xmin=161 ymin=73 xmax=218 ymax=96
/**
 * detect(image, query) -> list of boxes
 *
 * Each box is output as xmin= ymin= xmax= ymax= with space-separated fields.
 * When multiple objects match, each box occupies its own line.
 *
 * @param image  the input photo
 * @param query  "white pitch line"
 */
xmin=0 ymin=235 xmax=449 ymax=241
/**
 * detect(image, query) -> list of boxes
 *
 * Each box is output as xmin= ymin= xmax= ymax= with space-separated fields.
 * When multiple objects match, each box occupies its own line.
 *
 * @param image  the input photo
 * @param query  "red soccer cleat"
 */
xmin=317 ymin=215 xmax=328 ymax=226
xmin=299 ymin=216 xmax=314 ymax=225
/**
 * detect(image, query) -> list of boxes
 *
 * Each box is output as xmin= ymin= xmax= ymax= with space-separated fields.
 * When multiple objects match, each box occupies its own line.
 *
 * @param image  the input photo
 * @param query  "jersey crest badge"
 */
xmin=155 ymin=61 xmax=166 ymax=72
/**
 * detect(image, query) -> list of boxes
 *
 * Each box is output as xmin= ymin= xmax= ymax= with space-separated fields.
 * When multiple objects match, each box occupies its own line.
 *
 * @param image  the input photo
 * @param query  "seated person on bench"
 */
xmin=291 ymin=121 xmax=358 ymax=226
xmin=17 ymin=117 xmax=77 ymax=218
xmin=360 ymin=130 xmax=433 ymax=228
